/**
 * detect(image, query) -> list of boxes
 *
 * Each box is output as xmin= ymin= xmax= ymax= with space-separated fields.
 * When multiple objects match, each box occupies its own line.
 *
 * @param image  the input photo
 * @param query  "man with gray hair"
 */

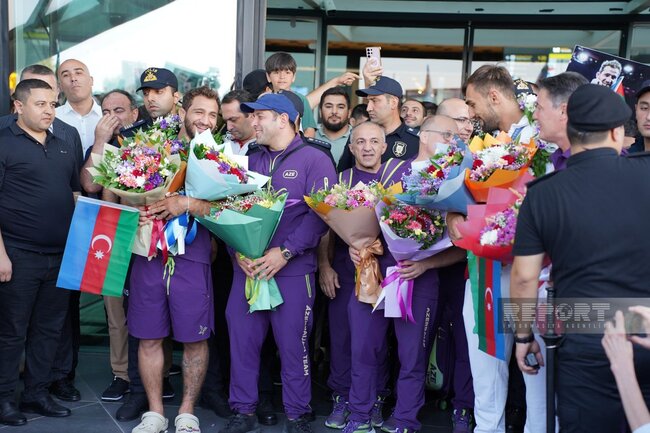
xmin=535 ymin=72 xmax=589 ymax=170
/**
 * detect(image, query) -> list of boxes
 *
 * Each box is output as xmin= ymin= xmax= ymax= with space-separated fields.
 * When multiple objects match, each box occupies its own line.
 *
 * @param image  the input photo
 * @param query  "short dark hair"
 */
xmin=465 ymin=64 xmax=515 ymax=101
xmin=422 ymin=101 xmax=437 ymax=116
xmin=351 ymin=103 xmax=369 ymax=121
xmin=13 ymin=78 xmax=53 ymax=103
xmin=20 ymin=64 xmax=55 ymax=80
xmin=566 ymin=123 xmax=609 ymax=146
xmin=181 ymin=86 xmax=220 ymax=111
xmin=265 ymin=52 xmax=297 ymax=74
xmin=537 ymin=72 xmax=588 ymax=107
xmin=101 ymin=89 xmax=137 ymax=109
xmin=222 ymin=89 xmax=254 ymax=105
xmin=403 ymin=98 xmax=426 ymax=111
xmin=319 ymin=87 xmax=350 ymax=109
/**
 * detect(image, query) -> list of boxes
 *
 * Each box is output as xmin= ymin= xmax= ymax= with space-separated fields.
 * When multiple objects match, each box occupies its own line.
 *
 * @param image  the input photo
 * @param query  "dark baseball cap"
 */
xmin=240 ymin=93 xmax=298 ymax=122
xmin=356 ymin=76 xmax=403 ymax=99
xmin=636 ymin=80 xmax=650 ymax=100
xmin=137 ymin=67 xmax=178 ymax=92
xmin=567 ymin=84 xmax=631 ymax=132
xmin=243 ymin=69 xmax=270 ymax=97
xmin=277 ymin=90 xmax=304 ymax=117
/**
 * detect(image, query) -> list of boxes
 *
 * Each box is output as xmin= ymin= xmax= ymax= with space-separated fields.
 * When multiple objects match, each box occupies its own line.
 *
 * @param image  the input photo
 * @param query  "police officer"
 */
xmin=511 ymin=84 xmax=650 ymax=432
xmin=219 ymin=93 xmax=336 ymax=433
xmin=337 ymin=76 xmax=419 ymax=171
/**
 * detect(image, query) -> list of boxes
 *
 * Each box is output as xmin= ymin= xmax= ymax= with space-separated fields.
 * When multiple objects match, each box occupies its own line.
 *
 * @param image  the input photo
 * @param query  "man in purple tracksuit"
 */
xmin=219 ymin=93 xmax=336 ymax=433
xmin=318 ymin=122 xmax=395 ymax=429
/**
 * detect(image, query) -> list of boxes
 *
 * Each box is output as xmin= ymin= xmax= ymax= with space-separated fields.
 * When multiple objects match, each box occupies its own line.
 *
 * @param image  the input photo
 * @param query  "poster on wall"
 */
xmin=566 ymin=45 xmax=650 ymax=109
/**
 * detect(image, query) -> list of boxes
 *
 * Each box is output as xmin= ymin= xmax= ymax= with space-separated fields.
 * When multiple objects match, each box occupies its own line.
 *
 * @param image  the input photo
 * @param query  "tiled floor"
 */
xmin=0 ymin=348 xmax=454 ymax=433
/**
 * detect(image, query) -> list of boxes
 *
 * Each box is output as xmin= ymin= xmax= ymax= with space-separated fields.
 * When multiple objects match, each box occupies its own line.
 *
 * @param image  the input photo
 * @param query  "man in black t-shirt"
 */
xmin=511 ymin=84 xmax=650 ymax=432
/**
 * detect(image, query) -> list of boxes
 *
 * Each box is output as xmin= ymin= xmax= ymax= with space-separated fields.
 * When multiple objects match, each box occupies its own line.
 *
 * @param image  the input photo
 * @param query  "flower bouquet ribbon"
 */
xmin=455 ymin=173 xmax=533 ymax=263
xmin=305 ymin=181 xmax=402 ymax=304
xmin=372 ymin=199 xmax=452 ymax=321
xmin=87 ymin=130 xmax=184 ymax=259
xmin=396 ymin=139 xmax=476 ymax=214
xmin=196 ymin=189 xmax=287 ymax=312
xmin=185 ymin=130 xmax=270 ymax=200
xmin=465 ymin=132 xmax=536 ymax=203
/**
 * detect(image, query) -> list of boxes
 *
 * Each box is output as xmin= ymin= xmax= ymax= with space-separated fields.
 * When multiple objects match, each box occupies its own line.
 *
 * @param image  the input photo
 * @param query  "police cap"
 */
xmin=567 ymin=84 xmax=631 ymax=132
xmin=137 ymin=67 xmax=178 ymax=92
xmin=356 ymin=76 xmax=403 ymax=99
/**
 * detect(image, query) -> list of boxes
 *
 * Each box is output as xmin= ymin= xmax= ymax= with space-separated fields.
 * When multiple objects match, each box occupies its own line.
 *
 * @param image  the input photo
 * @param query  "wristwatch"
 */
xmin=280 ymin=245 xmax=293 ymax=261
xmin=514 ymin=333 xmax=535 ymax=344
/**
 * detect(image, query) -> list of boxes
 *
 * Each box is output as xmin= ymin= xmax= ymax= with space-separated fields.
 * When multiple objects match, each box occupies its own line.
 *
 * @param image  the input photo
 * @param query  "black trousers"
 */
xmin=49 ymin=290 xmax=80 ymax=382
xmin=556 ymin=335 xmax=650 ymax=432
xmin=0 ymin=247 xmax=70 ymax=402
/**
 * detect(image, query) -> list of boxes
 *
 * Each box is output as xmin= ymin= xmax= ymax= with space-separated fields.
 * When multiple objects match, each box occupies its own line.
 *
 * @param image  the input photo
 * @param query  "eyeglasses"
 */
xmin=452 ymin=117 xmax=472 ymax=125
xmin=421 ymin=129 xmax=454 ymax=141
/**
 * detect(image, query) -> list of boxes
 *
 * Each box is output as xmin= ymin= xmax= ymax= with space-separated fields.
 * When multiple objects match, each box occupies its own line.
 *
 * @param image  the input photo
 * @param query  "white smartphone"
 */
xmin=366 ymin=46 xmax=382 ymax=68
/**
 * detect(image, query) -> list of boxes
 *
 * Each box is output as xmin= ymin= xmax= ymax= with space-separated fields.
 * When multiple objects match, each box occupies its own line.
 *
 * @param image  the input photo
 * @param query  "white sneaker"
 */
xmin=175 ymin=413 xmax=200 ymax=433
xmin=132 ymin=411 xmax=169 ymax=433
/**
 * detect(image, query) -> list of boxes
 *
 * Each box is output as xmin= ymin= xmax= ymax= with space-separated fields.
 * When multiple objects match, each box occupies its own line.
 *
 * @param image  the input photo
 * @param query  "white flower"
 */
xmin=479 ymin=146 xmax=508 ymax=165
xmin=160 ymin=168 xmax=170 ymax=177
xmin=136 ymin=176 xmax=146 ymax=187
xmin=524 ymin=94 xmax=537 ymax=111
xmin=480 ymin=229 xmax=499 ymax=246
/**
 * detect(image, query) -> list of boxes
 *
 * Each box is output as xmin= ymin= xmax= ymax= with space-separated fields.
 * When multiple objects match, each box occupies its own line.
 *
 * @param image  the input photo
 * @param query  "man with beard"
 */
xmin=400 ymin=99 xmax=426 ymax=129
xmin=316 ymin=87 xmax=352 ymax=165
xmin=127 ymin=86 xmax=219 ymax=433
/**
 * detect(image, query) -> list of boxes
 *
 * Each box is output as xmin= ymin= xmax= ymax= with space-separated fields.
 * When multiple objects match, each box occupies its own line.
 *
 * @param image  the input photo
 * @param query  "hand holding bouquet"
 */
xmin=306 ymin=181 xmax=401 ymax=304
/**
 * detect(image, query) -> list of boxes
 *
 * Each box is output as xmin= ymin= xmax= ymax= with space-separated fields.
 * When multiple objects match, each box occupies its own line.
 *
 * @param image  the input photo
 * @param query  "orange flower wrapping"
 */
xmin=465 ymin=138 xmax=537 ymax=203
xmin=355 ymin=238 xmax=384 ymax=304
xmin=168 ymin=161 xmax=187 ymax=193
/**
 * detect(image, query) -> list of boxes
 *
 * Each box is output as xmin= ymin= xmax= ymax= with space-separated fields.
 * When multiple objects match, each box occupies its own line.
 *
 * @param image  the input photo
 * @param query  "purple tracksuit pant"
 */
xmin=436 ymin=261 xmax=474 ymax=411
xmin=226 ymin=271 xmax=316 ymax=419
xmin=347 ymin=268 xmax=439 ymax=430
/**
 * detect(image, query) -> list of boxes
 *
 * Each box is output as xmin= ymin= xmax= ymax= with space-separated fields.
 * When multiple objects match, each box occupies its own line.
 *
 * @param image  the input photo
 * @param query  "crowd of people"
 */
xmin=0 ymin=49 xmax=649 ymax=433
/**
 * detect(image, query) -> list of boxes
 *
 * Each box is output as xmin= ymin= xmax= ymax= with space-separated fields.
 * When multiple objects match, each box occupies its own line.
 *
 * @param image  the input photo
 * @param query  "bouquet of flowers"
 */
xmin=305 ymin=181 xmax=401 ymax=304
xmin=373 ymin=200 xmax=452 ymax=320
xmin=185 ymin=130 xmax=269 ymax=200
xmin=396 ymin=139 xmax=475 ymax=213
xmin=87 ymin=126 xmax=183 ymax=258
xmin=197 ymin=188 xmax=287 ymax=312
xmin=465 ymin=132 xmax=536 ymax=202
xmin=455 ymin=173 xmax=533 ymax=263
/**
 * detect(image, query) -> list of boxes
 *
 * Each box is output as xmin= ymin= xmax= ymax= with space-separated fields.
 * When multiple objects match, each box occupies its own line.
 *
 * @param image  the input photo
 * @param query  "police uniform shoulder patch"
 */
xmin=304 ymin=136 xmax=332 ymax=150
xmin=406 ymin=127 xmax=420 ymax=137
xmin=246 ymin=142 xmax=262 ymax=155
xmin=626 ymin=151 xmax=650 ymax=158
xmin=526 ymin=171 xmax=558 ymax=188
xmin=120 ymin=119 xmax=150 ymax=138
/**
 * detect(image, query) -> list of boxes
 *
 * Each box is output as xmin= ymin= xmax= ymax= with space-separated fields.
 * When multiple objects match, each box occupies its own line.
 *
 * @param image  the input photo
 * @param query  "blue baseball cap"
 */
xmin=356 ymin=76 xmax=403 ymax=99
xmin=240 ymin=93 xmax=298 ymax=122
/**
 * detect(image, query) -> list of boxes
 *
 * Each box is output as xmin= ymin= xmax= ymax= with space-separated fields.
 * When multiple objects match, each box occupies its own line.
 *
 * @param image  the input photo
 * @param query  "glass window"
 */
xmin=472 ymin=28 xmax=621 ymax=82
xmin=10 ymin=0 xmax=237 ymax=99
xmin=630 ymin=24 xmax=650 ymax=64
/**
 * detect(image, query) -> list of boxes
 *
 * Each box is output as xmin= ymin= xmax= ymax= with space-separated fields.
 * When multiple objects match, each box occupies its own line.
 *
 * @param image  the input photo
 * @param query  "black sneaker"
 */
xmin=163 ymin=377 xmax=175 ymax=399
xmin=201 ymin=391 xmax=232 ymax=418
xmin=219 ymin=413 xmax=261 ymax=433
xmin=169 ymin=363 xmax=182 ymax=376
xmin=256 ymin=393 xmax=277 ymax=426
xmin=48 ymin=379 xmax=81 ymax=402
xmin=283 ymin=416 xmax=313 ymax=433
xmin=115 ymin=392 xmax=148 ymax=422
xmin=101 ymin=377 xmax=130 ymax=401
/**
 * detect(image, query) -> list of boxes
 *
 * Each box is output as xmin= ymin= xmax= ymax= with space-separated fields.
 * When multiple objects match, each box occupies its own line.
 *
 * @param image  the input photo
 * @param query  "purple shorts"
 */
xmin=127 ymin=255 xmax=214 ymax=343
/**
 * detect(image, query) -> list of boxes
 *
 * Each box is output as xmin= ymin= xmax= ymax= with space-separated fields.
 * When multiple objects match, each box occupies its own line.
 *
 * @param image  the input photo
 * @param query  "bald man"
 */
xmin=437 ymin=98 xmax=474 ymax=143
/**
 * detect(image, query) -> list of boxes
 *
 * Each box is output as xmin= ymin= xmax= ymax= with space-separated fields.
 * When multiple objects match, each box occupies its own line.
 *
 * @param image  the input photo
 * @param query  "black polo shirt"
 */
xmin=0 ymin=122 xmax=82 ymax=253
xmin=336 ymin=121 xmax=420 ymax=172
xmin=513 ymin=147 xmax=650 ymax=300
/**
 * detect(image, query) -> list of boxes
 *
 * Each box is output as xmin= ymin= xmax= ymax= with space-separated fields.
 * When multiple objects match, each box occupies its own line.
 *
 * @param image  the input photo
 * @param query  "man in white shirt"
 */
xmin=56 ymin=59 xmax=102 ymax=155
xmin=221 ymin=90 xmax=256 ymax=156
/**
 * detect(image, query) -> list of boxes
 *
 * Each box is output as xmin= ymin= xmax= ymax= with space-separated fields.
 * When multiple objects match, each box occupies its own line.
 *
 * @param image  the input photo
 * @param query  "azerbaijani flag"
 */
xmin=468 ymin=252 xmax=506 ymax=360
xmin=57 ymin=197 xmax=139 ymax=297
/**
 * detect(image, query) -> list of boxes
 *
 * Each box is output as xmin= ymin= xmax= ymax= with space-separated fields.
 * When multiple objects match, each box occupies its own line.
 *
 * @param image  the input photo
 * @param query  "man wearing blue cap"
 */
xmin=337 ymin=75 xmax=419 ymax=172
xmin=511 ymin=83 xmax=650 ymax=432
xmin=219 ymin=93 xmax=336 ymax=433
